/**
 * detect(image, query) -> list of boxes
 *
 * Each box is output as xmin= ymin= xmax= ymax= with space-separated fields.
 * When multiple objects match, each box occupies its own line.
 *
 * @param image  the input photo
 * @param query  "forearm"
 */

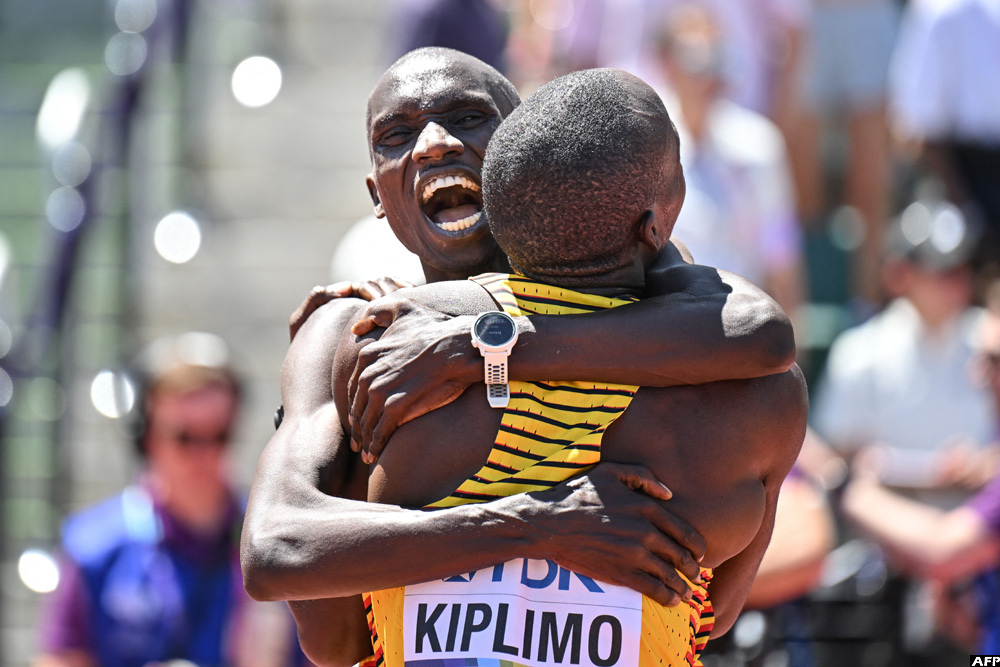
xmin=242 ymin=424 xmax=359 ymax=600
xmin=509 ymin=289 xmax=793 ymax=386
xmin=243 ymin=440 xmax=373 ymax=667
xmin=244 ymin=463 xmax=556 ymax=601
xmin=33 ymin=653 xmax=95 ymax=667
xmin=708 ymin=514 xmax=777 ymax=637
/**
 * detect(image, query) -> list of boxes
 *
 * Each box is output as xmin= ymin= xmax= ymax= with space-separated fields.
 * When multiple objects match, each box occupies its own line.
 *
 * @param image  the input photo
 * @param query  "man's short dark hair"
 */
xmin=482 ymin=68 xmax=681 ymax=280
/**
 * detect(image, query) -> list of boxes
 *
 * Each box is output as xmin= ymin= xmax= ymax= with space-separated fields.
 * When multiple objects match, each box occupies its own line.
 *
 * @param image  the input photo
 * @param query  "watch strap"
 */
xmin=487 ymin=383 xmax=510 ymax=408
xmin=483 ymin=351 xmax=509 ymax=385
xmin=483 ymin=351 xmax=511 ymax=408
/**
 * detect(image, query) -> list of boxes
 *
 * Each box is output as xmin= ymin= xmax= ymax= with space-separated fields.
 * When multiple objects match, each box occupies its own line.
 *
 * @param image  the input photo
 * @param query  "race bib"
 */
xmin=402 ymin=558 xmax=642 ymax=667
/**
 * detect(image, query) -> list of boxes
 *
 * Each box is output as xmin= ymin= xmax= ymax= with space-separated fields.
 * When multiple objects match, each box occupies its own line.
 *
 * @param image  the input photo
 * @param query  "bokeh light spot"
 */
xmin=828 ymin=206 xmax=865 ymax=252
xmin=52 ymin=142 xmax=92 ymax=187
xmin=115 ymin=0 xmax=157 ymax=33
xmin=36 ymin=69 xmax=91 ymax=149
xmin=46 ymin=187 xmax=86 ymax=233
xmin=930 ymin=204 xmax=966 ymax=254
xmin=0 ymin=368 xmax=13 ymax=407
xmin=231 ymin=56 xmax=282 ymax=108
xmin=106 ymin=32 xmax=148 ymax=76
xmin=0 ymin=321 xmax=12 ymax=358
xmin=91 ymin=370 xmax=136 ymax=419
xmin=19 ymin=549 xmax=60 ymax=594
xmin=154 ymin=211 xmax=202 ymax=264
xmin=901 ymin=201 xmax=932 ymax=246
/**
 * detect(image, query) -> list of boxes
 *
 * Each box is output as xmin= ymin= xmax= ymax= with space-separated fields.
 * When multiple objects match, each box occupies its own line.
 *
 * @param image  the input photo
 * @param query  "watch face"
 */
xmin=474 ymin=312 xmax=516 ymax=347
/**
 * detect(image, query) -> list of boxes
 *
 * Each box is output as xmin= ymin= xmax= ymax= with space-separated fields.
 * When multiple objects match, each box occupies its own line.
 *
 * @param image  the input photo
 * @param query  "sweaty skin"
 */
xmin=336 ymin=279 xmax=808 ymax=644
xmin=247 ymin=295 xmax=710 ymax=666
xmin=242 ymin=49 xmax=796 ymax=666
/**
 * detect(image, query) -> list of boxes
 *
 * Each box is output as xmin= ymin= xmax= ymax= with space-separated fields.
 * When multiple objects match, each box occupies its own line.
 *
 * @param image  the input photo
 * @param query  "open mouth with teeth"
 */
xmin=420 ymin=174 xmax=483 ymax=232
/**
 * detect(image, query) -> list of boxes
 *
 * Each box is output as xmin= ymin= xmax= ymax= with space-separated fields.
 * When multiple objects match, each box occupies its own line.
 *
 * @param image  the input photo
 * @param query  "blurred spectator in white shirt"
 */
xmin=813 ymin=200 xmax=997 ymax=505
xmin=652 ymin=4 xmax=806 ymax=321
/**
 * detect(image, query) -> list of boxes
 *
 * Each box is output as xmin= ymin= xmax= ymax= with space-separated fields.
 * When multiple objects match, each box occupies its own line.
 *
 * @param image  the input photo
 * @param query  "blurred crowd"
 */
xmin=21 ymin=0 xmax=1000 ymax=666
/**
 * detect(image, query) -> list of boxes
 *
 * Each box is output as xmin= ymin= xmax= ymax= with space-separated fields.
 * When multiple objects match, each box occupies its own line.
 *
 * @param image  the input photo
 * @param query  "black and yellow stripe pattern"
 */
xmin=427 ymin=273 xmax=639 ymax=509
xmin=364 ymin=273 xmax=714 ymax=667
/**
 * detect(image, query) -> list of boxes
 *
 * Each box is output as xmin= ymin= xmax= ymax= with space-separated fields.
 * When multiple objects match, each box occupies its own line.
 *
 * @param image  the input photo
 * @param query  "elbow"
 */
xmin=709 ymin=602 xmax=740 ymax=639
xmin=241 ymin=524 xmax=293 ymax=602
xmin=732 ymin=314 xmax=795 ymax=379
xmin=241 ymin=548 xmax=280 ymax=602
xmin=755 ymin=309 xmax=796 ymax=375
xmin=761 ymin=312 xmax=797 ymax=374
xmin=242 ymin=569 xmax=279 ymax=603
xmin=724 ymin=294 xmax=796 ymax=378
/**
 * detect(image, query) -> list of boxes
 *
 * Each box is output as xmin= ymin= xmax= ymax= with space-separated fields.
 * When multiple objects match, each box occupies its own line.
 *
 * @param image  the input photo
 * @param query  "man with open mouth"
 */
xmin=241 ymin=48 xmax=799 ymax=666
xmin=419 ymin=173 xmax=482 ymax=231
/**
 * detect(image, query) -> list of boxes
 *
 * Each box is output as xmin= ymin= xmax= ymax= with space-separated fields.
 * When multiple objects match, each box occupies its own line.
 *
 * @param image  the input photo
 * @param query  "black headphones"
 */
xmin=128 ymin=368 xmax=152 ymax=458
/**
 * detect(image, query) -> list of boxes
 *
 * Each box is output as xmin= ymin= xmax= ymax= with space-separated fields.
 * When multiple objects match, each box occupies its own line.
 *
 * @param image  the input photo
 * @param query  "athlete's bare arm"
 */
xmin=242 ymin=294 xmax=708 ymax=665
xmin=343 ymin=244 xmax=794 ymax=457
xmin=354 ymin=279 xmax=809 ymax=640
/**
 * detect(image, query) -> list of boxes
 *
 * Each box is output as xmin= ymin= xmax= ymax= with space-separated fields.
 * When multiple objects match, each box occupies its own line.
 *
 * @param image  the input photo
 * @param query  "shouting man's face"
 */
xmin=366 ymin=50 xmax=518 ymax=279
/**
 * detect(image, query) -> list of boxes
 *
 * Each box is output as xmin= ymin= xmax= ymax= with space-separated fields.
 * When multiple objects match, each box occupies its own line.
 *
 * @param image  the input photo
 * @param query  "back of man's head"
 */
xmin=482 ymin=68 xmax=681 ymax=281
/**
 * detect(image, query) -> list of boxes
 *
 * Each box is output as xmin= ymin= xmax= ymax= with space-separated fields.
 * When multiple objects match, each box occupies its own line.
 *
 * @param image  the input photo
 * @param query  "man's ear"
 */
xmin=638 ymin=209 xmax=667 ymax=254
xmin=366 ymin=174 xmax=385 ymax=218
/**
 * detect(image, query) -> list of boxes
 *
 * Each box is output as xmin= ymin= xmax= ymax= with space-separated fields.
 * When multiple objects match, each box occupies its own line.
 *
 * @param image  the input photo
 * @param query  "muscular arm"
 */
xmin=347 ymin=243 xmax=794 ymax=454
xmin=743 ymin=475 xmax=834 ymax=610
xmin=244 ymin=298 xmax=555 ymax=598
xmin=372 ymin=241 xmax=792 ymax=384
xmin=512 ymin=251 xmax=794 ymax=386
xmin=243 ymin=295 xmax=707 ymax=664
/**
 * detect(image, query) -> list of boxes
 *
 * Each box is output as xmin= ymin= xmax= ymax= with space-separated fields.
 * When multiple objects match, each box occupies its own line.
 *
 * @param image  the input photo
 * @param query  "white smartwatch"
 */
xmin=471 ymin=311 xmax=519 ymax=408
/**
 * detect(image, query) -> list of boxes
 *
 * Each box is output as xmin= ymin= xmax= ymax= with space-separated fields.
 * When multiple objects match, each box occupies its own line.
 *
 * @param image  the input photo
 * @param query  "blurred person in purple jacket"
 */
xmin=35 ymin=333 xmax=300 ymax=667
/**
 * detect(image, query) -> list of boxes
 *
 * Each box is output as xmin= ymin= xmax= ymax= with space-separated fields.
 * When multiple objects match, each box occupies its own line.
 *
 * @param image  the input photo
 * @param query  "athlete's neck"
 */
xmin=421 ymin=251 xmax=511 ymax=284
xmin=515 ymin=261 xmax=647 ymax=300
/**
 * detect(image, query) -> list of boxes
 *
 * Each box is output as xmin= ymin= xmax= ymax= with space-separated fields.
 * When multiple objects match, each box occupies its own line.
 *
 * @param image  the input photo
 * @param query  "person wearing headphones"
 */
xmin=35 ymin=333 xmax=300 ymax=667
